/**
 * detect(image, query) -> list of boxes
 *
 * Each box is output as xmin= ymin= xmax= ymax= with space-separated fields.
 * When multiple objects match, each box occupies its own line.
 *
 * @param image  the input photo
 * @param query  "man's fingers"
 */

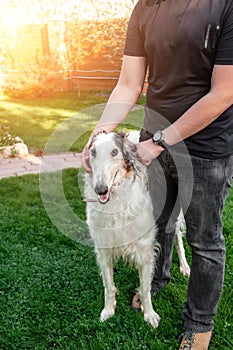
xmin=81 ymin=147 xmax=92 ymax=173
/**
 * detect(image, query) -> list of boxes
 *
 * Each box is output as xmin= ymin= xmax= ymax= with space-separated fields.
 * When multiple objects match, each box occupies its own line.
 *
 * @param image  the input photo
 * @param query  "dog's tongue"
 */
xmin=98 ymin=193 xmax=110 ymax=204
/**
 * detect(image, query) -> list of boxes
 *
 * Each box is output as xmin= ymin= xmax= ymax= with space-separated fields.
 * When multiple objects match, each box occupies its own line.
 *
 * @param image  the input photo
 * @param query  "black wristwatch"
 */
xmin=152 ymin=130 xmax=169 ymax=150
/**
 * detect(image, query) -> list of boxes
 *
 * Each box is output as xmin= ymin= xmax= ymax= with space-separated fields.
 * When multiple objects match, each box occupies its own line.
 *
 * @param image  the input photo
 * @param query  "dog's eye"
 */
xmin=111 ymin=148 xmax=118 ymax=157
xmin=90 ymin=148 xmax=96 ymax=157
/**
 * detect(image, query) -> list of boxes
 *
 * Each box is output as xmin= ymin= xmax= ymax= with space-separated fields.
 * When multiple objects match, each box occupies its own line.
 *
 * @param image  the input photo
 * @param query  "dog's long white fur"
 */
xmin=127 ymin=131 xmax=190 ymax=277
xmin=84 ymin=131 xmax=189 ymax=329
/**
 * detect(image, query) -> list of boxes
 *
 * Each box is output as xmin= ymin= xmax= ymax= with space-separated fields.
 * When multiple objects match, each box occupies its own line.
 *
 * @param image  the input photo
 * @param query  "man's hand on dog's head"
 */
xmin=81 ymin=144 xmax=92 ymax=173
xmin=136 ymin=139 xmax=164 ymax=166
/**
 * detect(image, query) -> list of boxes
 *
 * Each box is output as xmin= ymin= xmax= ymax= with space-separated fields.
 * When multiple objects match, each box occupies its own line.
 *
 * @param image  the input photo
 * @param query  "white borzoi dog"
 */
xmin=84 ymin=131 xmax=189 ymax=329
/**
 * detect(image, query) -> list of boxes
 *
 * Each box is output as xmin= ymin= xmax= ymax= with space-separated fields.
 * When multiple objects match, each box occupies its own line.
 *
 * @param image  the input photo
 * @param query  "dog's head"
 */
xmin=88 ymin=131 xmax=139 ymax=204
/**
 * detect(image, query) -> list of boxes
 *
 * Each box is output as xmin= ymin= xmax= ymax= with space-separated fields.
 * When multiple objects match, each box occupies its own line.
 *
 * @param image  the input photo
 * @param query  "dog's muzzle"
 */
xmin=94 ymin=184 xmax=110 ymax=204
xmin=94 ymin=170 xmax=119 ymax=204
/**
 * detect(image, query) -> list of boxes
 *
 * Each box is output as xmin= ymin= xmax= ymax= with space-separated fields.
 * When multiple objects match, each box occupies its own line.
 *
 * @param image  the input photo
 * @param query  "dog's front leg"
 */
xmin=96 ymin=249 xmax=117 ymax=322
xmin=138 ymin=257 xmax=160 ymax=329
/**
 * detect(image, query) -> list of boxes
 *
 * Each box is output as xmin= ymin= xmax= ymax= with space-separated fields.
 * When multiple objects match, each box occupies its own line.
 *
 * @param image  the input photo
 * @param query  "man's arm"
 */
xmin=164 ymin=64 xmax=233 ymax=144
xmin=95 ymin=55 xmax=147 ymax=131
xmin=137 ymin=65 xmax=233 ymax=165
xmin=81 ymin=55 xmax=147 ymax=172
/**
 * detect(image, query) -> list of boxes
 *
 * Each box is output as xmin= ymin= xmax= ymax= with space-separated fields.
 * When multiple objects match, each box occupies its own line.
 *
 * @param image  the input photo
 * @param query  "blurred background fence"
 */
xmin=0 ymin=1 xmax=140 ymax=98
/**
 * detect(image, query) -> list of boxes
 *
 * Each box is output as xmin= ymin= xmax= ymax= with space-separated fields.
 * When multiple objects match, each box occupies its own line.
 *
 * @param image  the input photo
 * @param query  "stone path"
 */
xmin=0 ymin=153 xmax=82 ymax=179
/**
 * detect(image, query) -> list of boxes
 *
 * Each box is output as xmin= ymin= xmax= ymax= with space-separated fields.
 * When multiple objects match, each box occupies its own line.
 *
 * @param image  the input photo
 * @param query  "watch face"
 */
xmin=153 ymin=131 xmax=162 ymax=143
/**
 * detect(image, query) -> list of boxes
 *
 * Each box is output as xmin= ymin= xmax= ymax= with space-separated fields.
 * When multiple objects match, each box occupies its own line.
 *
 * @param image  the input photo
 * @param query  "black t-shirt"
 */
xmin=124 ymin=0 xmax=233 ymax=159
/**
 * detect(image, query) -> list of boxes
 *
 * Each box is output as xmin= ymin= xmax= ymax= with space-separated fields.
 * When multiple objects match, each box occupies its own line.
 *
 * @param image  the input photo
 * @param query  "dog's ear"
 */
xmin=115 ymin=130 xmax=126 ymax=148
xmin=123 ymin=137 xmax=137 ymax=160
xmin=116 ymin=130 xmax=126 ymax=139
xmin=115 ymin=131 xmax=137 ymax=164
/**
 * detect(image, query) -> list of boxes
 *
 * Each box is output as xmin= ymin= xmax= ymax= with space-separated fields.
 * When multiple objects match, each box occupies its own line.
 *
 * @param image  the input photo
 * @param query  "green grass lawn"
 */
xmin=0 ymin=92 xmax=145 ymax=155
xmin=0 ymin=91 xmax=110 ymax=153
xmin=0 ymin=169 xmax=232 ymax=350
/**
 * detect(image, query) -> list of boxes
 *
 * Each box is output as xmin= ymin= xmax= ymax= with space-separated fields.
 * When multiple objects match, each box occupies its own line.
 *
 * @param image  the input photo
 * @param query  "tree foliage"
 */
xmin=0 ymin=0 xmax=137 ymax=24
xmin=0 ymin=0 xmax=138 ymax=97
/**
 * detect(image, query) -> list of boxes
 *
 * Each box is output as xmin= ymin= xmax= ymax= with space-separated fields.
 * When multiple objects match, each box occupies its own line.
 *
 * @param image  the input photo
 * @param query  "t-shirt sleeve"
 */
xmin=124 ymin=1 xmax=147 ymax=57
xmin=215 ymin=4 xmax=233 ymax=65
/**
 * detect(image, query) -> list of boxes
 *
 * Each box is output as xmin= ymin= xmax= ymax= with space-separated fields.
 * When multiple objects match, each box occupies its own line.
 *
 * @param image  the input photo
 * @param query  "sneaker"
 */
xmin=131 ymin=290 xmax=157 ymax=313
xmin=179 ymin=331 xmax=212 ymax=350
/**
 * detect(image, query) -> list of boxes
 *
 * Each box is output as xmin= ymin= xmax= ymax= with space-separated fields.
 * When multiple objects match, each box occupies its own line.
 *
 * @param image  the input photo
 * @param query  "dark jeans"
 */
xmin=140 ymin=129 xmax=233 ymax=332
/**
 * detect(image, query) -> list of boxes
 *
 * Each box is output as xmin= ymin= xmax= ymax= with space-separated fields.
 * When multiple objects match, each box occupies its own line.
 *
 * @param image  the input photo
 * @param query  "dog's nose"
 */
xmin=94 ymin=184 xmax=109 ymax=195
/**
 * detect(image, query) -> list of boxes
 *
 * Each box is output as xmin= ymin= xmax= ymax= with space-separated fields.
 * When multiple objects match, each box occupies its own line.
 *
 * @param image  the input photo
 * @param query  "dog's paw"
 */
xmin=100 ymin=308 xmax=115 ymax=322
xmin=144 ymin=311 xmax=161 ymax=329
xmin=180 ymin=262 xmax=190 ymax=277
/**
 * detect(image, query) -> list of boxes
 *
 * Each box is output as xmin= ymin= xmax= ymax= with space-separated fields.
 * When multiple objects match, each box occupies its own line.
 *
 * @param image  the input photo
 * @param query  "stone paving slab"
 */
xmin=0 ymin=153 xmax=82 ymax=179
